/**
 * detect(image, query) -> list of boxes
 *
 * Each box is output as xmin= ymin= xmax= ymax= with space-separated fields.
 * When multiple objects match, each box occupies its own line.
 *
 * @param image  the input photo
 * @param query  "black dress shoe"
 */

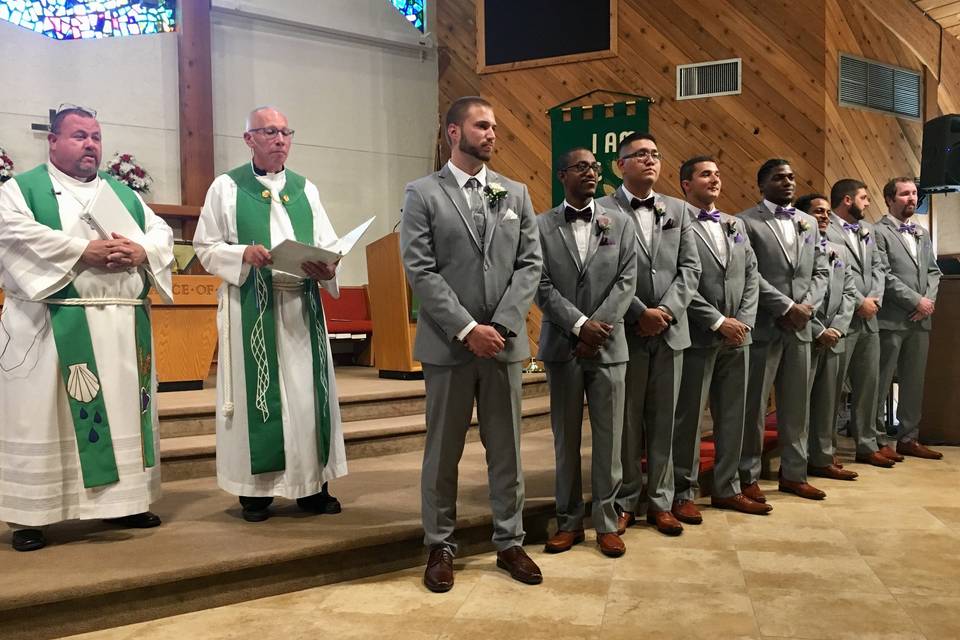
xmin=296 ymin=488 xmax=341 ymax=515
xmin=240 ymin=496 xmax=273 ymax=522
xmin=12 ymin=529 xmax=46 ymax=552
xmin=103 ymin=511 xmax=162 ymax=528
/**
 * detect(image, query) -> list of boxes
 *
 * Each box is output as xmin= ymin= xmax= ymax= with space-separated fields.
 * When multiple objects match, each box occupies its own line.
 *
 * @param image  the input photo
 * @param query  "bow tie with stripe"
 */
xmin=899 ymin=222 xmax=918 ymax=235
xmin=564 ymin=206 xmax=593 ymax=223
xmin=630 ymin=196 xmax=656 ymax=210
xmin=773 ymin=205 xmax=796 ymax=220
xmin=697 ymin=210 xmax=720 ymax=223
xmin=843 ymin=222 xmax=860 ymax=233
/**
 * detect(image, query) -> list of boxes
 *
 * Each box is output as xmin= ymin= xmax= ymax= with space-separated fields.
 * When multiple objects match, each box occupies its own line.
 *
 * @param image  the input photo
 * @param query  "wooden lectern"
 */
xmin=366 ymin=232 xmax=422 ymax=379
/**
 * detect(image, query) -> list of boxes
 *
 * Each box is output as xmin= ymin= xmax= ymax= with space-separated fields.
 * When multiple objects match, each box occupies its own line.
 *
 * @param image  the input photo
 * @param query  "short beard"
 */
xmin=459 ymin=137 xmax=491 ymax=162
xmin=849 ymin=203 xmax=865 ymax=220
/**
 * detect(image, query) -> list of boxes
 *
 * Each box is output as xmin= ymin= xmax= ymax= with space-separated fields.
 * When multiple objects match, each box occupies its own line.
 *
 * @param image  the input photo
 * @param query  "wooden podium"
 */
xmin=921 ymin=275 xmax=960 ymax=444
xmin=365 ymin=232 xmax=422 ymax=379
xmin=148 ymin=275 xmax=220 ymax=390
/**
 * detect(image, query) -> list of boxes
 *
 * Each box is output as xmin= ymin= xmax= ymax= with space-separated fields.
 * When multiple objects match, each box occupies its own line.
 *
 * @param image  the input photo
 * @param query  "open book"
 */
xmin=269 ymin=216 xmax=376 ymax=278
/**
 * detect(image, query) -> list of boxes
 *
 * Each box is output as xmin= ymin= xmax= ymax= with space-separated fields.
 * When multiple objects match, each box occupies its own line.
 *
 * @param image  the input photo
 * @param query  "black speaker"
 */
xmin=920 ymin=114 xmax=960 ymax=190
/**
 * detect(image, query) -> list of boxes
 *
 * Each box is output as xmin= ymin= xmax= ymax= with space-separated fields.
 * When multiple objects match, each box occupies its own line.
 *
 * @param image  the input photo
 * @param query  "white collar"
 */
xmin=447 ymin=160 xmax=487 ymax=190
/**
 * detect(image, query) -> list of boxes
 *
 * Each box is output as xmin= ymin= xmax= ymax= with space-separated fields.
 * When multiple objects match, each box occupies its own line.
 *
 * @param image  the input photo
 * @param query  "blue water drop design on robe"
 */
xmin=88 ymin=428 xmax=100 ymax=443
xmin=94 ymin=411 xmax=102 ymax=424
xmin=79 ymin=407 xmax=88 ymax=420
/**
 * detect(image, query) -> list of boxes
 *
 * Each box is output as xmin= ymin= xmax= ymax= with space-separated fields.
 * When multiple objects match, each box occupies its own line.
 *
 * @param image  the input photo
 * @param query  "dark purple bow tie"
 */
xmin=774 ymin=206 xmax=796 ymax=220
xmin=631 ymin=196 xmax=656 ymax=210
xmin=697 ymin=210 xmax=720 ymax=223
xmin=564 ymin=206 xmax=592 ymax=223
xmin=843 ymin=222 xmax=860 ymax=233
xmin=899 ymin=222 xmax=918 ymax=234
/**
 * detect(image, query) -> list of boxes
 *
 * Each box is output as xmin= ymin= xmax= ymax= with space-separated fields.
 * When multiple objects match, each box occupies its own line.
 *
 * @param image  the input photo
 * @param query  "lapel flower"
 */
xmin=484 ymin=182 xmax=508 ymax=207
xmin=797 ymin=218 xmax=811 ymax=234
xmin=654 ymin=201 xmax=666 ymax=220
xmin=829 ymin=250 xmax=844 ymax=269
xmin=596 ymin=214 xmax=616 ymax=246
xmin=858 ymin=226 xmax=874 ymax=245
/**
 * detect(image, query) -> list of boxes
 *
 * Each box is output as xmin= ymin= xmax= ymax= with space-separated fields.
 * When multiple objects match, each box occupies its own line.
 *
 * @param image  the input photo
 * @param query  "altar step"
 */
xmin=156 ymin=368 xmax=551 ymax=482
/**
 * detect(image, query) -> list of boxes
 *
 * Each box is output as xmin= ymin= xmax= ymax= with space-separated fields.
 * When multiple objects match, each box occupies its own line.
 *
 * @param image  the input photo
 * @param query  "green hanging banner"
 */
xmin=548 ymin=91 xmax=653 ymax=207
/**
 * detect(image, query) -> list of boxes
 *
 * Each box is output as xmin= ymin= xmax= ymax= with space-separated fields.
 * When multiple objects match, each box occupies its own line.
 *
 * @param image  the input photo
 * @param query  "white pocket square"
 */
xmin=502 ymin=209 xmax=519 ymax=221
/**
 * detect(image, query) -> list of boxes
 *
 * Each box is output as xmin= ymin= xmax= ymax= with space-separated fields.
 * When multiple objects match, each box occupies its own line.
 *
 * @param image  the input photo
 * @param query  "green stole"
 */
xmin=14 ymin=164 xmax=156 ymax=489
xmin=226 ymin=165 xmax=331 ymax=474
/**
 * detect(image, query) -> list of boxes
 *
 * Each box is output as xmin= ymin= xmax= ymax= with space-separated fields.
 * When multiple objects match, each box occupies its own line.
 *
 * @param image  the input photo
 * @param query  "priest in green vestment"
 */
xmin=0 ymin=106 xmax=175 ymax=552
xmin=194 ymin=106 xmax=347 ymax=522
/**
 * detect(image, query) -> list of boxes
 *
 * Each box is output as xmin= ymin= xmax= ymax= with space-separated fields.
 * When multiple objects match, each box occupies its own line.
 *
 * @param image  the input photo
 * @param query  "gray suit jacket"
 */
xmin=874 ymin=215 xmax=942 ymax=332
xmin=596 ymin=187 xmax=701 ymax=351
xmin=825 ymin=214 xmax=885 ymax=334
xmin=737 ymin=203 xmax=829 ymax=343
xmin=400 ymin=164 xmax=542 ymax=365
xmin=810 ymin=240 xmax=858 ymax=354
xmin=685 ymin=206 xmax=759 ymax=349
xmin=535 ymin=202 xmax=638 ymax=363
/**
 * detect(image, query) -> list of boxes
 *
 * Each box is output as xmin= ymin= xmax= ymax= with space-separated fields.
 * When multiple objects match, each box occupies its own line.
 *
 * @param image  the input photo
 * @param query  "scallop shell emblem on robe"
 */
xmin=67 ymin=364 xmax=100 ymax=403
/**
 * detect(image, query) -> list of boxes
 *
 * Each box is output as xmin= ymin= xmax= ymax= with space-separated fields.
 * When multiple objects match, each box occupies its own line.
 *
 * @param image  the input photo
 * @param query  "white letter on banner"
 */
xmin=591 ymin=133 xmax=598 ymax=154
xmin=604 ymin=132 xmax=617 ymax=153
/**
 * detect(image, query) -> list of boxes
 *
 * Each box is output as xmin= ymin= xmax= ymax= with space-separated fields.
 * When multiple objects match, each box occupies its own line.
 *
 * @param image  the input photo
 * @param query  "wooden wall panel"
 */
xmin=939 ymin=32 xmax=960 ymax=115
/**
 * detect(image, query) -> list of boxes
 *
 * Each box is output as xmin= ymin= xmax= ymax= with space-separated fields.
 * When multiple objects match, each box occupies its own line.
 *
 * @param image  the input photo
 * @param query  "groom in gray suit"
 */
xmin=825 ymin=179 xmax=899 ymax=468
xmin=597 ymin=133 xmax=701 ymax=536
xmin=401 ymin=96 xmax=543 ymax=592
xmin=739 ymin=159 xmax=830 ymax=501
xmin=673 ymin=156 xmax=771 ymax=517
xmin=873 ymin=177 xmax=943 ymax=460
xmin=536 ymin=148 xmax=637 ymax=558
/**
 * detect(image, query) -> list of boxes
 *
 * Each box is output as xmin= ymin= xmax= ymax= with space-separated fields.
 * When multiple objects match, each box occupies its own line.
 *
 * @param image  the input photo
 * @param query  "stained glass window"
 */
xmin=390 ymin=0 xmax=424 ymax=33
xmin=0 ymin=0 xmax=176 ymax=40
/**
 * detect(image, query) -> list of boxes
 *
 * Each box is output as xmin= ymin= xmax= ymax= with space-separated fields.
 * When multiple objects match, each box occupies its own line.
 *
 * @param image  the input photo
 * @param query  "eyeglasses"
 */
xmin=621 ymin=149 xmax=662 ymax=162
xmin=561 ymin=161 xmax=602 ymax=175
xmin=247 ymin=127 xmax=295 ymax=139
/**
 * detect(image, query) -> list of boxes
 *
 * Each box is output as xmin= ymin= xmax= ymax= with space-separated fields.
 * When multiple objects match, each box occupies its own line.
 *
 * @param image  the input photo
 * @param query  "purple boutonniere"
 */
xmin=596 ymin=214 xmax=616 ymax=246
xmin=724 ymin=221 xmax=745 ymax=244
xmin=829 ymin=250 xmax=844 ymax=269
xmin=858 ymin=227 xmax=873 ymax=245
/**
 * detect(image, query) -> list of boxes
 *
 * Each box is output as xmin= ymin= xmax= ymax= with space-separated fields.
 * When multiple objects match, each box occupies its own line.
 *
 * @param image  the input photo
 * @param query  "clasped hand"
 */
xmin=909 ymin=297 xmax=935 ymax=322
xmin=575 ymin=319 xmax=613 ymax=359
xmin=81 ymin=233 xmax=147 ymax=270
xmin=777 ymin=303 xmax=813 ymax=332
xmin=464 ymin=324 xmax=504 ymax=359
xmin=635 ymin=308 xmax=671 ymax=336
xmin=717 ymin=317 xmax=750 ymax=346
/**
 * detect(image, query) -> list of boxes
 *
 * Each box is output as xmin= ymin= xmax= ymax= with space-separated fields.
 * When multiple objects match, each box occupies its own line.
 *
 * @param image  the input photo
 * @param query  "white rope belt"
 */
xmin=220 ymin=277 xmax=306 ymax=418
xmin=43 ymin=297 xmax=145 ymax=306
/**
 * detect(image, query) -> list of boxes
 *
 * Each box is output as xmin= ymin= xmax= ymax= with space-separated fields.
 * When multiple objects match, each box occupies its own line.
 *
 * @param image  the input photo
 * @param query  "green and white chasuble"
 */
xmin=194 ymin=165 xmax=347 ymax=498
xmin=0 ymin=163 xmax=174 ymax=527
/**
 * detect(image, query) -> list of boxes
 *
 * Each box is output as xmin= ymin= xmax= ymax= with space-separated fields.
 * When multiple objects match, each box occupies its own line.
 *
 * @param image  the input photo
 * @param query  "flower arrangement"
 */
xmin=484 ymin=182 xmax=507 ymax=207
xmin=106 ymin=152 xmax=153 ymax=193
xmin=0 ymin=146 xmax=14 ymax=183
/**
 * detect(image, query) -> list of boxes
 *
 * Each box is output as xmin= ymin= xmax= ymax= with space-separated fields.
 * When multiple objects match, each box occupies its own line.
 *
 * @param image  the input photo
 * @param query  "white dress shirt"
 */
xmin=886 ymin=213 xmax=918 ymax=260
xmin=448 ymin=161 xmax=488 ymax=341
xmin=562 ymin=199 xmax=594 ymax=335
xmin=699 ymin=208 xmax=728 ymax=263
xmin=622 ymin=185 xmax=655 ymax=247
xmin=764 ymin=199 xmax=796 ymax=250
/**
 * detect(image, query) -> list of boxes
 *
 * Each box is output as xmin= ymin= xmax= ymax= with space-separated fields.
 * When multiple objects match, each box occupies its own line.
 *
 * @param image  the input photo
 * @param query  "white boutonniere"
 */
xmin=484 ymin=182 xmax=508 ymax=207
xmin=797 ymin=218 xmax=811 ymax=234
xmin=858 ymin=226 xmax=873 ymax=245
xmin=654 ymin=202 xmax=666 ymax=222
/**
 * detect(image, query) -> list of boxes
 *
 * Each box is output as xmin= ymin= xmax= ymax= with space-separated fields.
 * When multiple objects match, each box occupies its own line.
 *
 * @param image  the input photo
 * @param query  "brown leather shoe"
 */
xmin=496 ymin=546 xmax=543 ymax=585
xmin=544 ymin=529 xmax=585 ymax=553
xmin=897 ymin=440 xmax=944 ymax=460
xmin=742 ymin=482 xmax=767 ymax=504
xmin=711 ymin=493 xmax=773 ymax=515
xmin=808 ymin=464 xmax=859 ymax=481
xmin=778 ymin=479 xmax=826 ymax=500
xmin=597 ymin=532 xmax=626 ymax=557
xmin=671 ymin=499 xmax=703 ymax=525
xmin=646 ymin=510 xmax=684 ymax=536
xmin=855 ymin=451 xmax=895 ymax=468
xmin=423 ymin=545 xmax=454 ymax=593
xmin=616 ymin=510 xmax=636 ymax=536
xmin=832 ymin=455 xmax=844 ymax=469
xmin=878 ymin=445 xmax=905 ymax=462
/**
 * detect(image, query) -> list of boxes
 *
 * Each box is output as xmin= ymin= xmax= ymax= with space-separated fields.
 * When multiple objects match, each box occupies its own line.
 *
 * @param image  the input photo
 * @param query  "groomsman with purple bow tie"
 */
xmin=672 ymin=157 xmax=771 ymax=517
xmin=873 ymin=178 xmax=943 ymax=460
xmin=738 ymin=159 xmax=830 ymax=501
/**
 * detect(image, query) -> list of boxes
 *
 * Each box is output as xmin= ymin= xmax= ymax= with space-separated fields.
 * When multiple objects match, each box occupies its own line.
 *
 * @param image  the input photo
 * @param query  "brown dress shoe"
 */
xmin=423 ymin=545 xmax=454 ymax=593
xmin=544 ymin=529 xmax=585 ymax=553
xmin=616 ymin=510 xmax=636 ymax=536
xmin=878 ymin=445 xmax=905 ymax=462
xmin=496 ymin=546 xmax=543 ymax=585
xmin=778 ymin=479 xmax=826 ymax=500
xmin=711 ymin=493 xmax=773 ymax=515
xmin=597 ymin=532 xmax=626 ymax=557
xmin=646 ymin=510 xmax=684 ymax=536
xmin=832 ymin=455 xmax=844 ymax=469
xmin=855 ymin=451 xmax=895 ymax=468
xmin=742 ymin=482 xmax=767 ymax=503
xmin=808 ymin=464 xmax=859 ymax=480
xmin=671 ymin=499 xmax=703 ymax=525
xmin=897 ymin=440 xmax=944 ymax=460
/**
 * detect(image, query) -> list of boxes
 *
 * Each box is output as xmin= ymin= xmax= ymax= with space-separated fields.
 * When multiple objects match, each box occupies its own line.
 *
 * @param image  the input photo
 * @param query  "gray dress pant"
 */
xmin=421 ymin=359 xmax=525 ymax=554
xmin=742 ymin=333 xmax=812 ymax=484
xmin=838 ymin=327 xmax=884 ymax=454
xmin=876 ymin=329 xmax=930 ymax=443
xmin=616 ymin=334 xmax=681 ymax=514
xmin=674 ymin=345 xmax=748 ymax=500
xmin=545 ymin=358 xmax=625 ymax=534
xmin=809 ymin=344 xmax=842 ymax=467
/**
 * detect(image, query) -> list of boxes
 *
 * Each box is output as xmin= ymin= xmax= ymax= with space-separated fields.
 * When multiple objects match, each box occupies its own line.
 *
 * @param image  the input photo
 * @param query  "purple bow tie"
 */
xmin=774 ymin=206 xmax=796 ymax=220
xmin=843 ymin=223 xmax=860 ymax=233
xmin=697 ymin=210 xmax=720 ymax=223
xmin=899 ymin=222 xmax=918 ymax=234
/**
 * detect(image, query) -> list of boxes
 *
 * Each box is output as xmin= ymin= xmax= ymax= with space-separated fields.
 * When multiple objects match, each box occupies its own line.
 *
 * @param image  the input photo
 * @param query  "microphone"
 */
xmin=393 ymin=208 xmax=403 ymax=232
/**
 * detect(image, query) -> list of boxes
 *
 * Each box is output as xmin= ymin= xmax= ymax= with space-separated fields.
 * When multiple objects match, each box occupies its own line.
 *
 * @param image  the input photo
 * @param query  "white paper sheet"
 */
xmin=269 ymin=216 xmax=375 ymax=277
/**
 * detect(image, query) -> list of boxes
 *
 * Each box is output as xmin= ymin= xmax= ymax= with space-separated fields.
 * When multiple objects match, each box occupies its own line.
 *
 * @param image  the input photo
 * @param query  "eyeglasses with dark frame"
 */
xmin=561 ymin=161 xmax=603 ymax=175
xmin=247 ymin=127 xmax=296 ymax=139
xmin=621 ymin=149 xmax=662 ymax=162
